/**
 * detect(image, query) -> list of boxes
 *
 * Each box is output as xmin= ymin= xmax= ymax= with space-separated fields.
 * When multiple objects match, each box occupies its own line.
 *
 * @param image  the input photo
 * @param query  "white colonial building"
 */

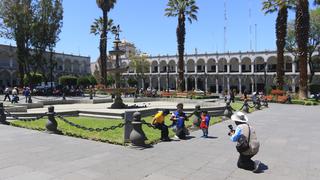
xmin=0 ymin=44 xmax=91 ymax=87
xmin=115 ymin=50 xmax=320 ymax=94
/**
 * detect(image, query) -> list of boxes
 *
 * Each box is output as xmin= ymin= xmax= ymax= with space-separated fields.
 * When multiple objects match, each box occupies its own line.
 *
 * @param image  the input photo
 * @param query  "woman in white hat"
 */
xmin=229 ymin=111 xmax=260 ymax=173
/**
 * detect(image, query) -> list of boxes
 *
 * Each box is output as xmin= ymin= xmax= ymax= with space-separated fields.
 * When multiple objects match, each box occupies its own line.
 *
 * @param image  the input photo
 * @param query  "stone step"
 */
xmin=78 ymin=113 xmax=123 ymax=119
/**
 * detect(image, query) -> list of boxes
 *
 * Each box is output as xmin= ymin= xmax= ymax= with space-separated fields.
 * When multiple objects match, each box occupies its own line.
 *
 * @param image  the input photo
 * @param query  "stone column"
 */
xmin=157 ymin=77 xmax=161 ymax=90
xmin=205 ymin=76 xmax=208 ymax=92
xmin=195 ymin=76 xmax=198 ymax=90
xmin=149 ymin=66 xmax=152 ymax=74
xmin=251 ymin=63 xmax=254 ymax=73
xmin=251 ymin=77 xmax=254 ymax=93
xmin=149 ymin=76 xmax=152 ymax=89
xmin=292 ymin=62 xmax=296 ymax=74
xmin=195 ymin=64 xmax=198 ymax=74
xmin=239 ymin=77 xmax=242 ymax=93
xmin=216 ymin=64 xmax=218 ymax=73
xmin=216 ymin=78 xmax=219 ymax=94
xmin=227 ymin=63 xmax=230 ymax=73
xmin=227 ymin=76 xmax=230 ymax=92
xmin=205 ymin=63 xmax=208 ymax=73
xmin=175 ymin=76 xmax=178 ymax=90
xmin=292 ymin=77 xmax=296 ymax=93
xmin=239 ymin=63 xmax=242 ymax=74
xmin=185 ymin=77 xmax=188 ymax=91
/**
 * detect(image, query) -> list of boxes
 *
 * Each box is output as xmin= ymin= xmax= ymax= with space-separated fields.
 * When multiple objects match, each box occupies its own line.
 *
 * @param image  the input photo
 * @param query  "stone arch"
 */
xmin=151 ymin=76 xmax=159 ymax=90
xmin=73 ymin=60 xmax=80 ymax=73
xmin=229 ymin=76 xmax=239 ymax=92
xmin=151 ymin=61 xmax=159 ymax=73
xmin=187 ymin=76 xmax=195 ymax=91
xmin=241 ymin=57 xmax=252 ymax=72
xmin=64 ymin=59 xmax=72 ymax=72
xmin=0 ymin=70 xmax=11 ymax=87
xmin=168 ymin=60 xmax=176 ymax=73
xmin=207 ymin=58 xmax=216 ymax=73
xmin=242 ymin=76 xmax=252 ymax=94
xmin=254 ymin=56 xmax=265 ymax=72
xmin=207 ymin=76 xmax=216 ymax=92
xmin=312 ymin=55 xmax=320 ymax=72
xmin=159 ymin=60 xmax=167 ymax=73
xmin=0 ymin=51 xmax=11 ymax=67
xmin=218 ymin=58 xmax=227 ymax=72
xmin=284 ymin=56 xmax=293 ymax=72
xmin=230 ymin=57 xmax=240 ymax=73
xmin=56 ymin=58 xmax=63 ymax=71
xmin=187 ymin=59 xmax=195 ymax=73
xmin=196 ymin=59 xmax=205 ymax=73
xmin=267 ymin=56 xmax=277 ymax=72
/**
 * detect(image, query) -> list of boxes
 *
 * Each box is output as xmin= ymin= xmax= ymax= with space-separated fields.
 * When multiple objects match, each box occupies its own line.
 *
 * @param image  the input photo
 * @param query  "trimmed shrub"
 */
xmin=23 ymin=73 xmax=43 ymax=86
xmin=59 ymin=75 xmax=77 ymax=87
xmin=77 ymin=76 xmax=91 ymax=87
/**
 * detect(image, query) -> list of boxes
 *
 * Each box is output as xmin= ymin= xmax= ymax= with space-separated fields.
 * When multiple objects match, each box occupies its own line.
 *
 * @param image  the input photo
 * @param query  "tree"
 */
xmin=0 ymin=0 xmax=36 ymax=86
xmin=128 ymin=50 xmax=150 ymax=89
xmin=127 ymin=77 xmax=137 ymax=87
xmin=77 ymin=76 xmax=91 ymax=88
xmin=95 ymin=0 xmax=117 ymax=86
xmin=93 ymin=64 xmax=102 ymax=83
xmin=262 ymin=0 xmax=295 ymax=90
xmin=295 ymin=0 xmax=310 ymax=99
xmin=165 ymin=0 xmax=198 ymax=92
xmin=286 ymin=8 xmax=320 ymax=84
xmin=88 ymin=75 xmax=97 ymax=86
xmin=31 ymin=0 xmax=63 ymax=88
xmin=59 ymin=75 xmax=77 ymax=87
xmin=23 ymin=72 xmax=43 ymax=87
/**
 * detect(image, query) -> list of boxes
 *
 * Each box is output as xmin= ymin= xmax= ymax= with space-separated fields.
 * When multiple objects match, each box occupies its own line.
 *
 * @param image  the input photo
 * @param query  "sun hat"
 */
xmin=231 ymin=111 xmax=249 ymax=123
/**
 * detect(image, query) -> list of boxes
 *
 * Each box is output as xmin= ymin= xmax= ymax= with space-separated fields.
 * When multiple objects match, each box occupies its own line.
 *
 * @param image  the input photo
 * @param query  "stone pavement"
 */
xmin=0 ymin=103 xmax=319 ymax=180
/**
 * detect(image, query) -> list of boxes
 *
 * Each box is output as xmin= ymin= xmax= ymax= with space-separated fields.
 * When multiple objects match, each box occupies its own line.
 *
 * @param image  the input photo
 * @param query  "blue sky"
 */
xmin=0 ymin=0 xmax=301 ymax=62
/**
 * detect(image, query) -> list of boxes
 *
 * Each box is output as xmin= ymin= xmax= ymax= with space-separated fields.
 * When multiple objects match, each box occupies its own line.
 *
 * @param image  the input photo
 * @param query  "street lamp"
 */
xmin=264 ymin=62 xmax=267 ymax=95
xmin=167 ymin=64 xmax=170 ymax=92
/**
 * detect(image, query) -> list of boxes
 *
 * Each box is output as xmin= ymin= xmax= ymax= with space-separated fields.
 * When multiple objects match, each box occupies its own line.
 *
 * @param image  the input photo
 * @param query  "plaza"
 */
xmin=0 ymin=103 xmax=319 ymax=180
xmin=1 ymin=0 xmax=320 ymax=179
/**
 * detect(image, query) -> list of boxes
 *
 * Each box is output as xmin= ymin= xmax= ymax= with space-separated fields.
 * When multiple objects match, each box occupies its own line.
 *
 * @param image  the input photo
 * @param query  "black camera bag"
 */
xmin=236 ymin=124 xmax=251 ymax=153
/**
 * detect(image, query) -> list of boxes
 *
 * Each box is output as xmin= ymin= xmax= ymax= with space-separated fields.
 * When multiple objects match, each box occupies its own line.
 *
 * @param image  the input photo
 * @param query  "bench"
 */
xmin=176 ymin=92 xmax=188 ymax=98
xmin=160 ymin=92 xmax=173 ymax=98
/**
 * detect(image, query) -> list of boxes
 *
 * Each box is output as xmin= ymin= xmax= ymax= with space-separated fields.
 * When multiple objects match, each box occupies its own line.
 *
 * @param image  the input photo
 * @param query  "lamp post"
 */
xmin=167 ymin=64 xmax=170 ymax=92
xmin=264 ymin=62 xmax=267 ymax=95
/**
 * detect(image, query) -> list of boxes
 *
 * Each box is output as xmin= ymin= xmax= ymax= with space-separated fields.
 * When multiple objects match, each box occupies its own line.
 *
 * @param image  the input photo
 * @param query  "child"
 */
xmin=200 ymin=110 xmax=210 ymax=138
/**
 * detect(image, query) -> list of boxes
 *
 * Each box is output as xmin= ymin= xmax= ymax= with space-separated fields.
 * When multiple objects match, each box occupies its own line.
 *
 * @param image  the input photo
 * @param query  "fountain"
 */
xmin=107 ymin=25 xmax=128 ymax=109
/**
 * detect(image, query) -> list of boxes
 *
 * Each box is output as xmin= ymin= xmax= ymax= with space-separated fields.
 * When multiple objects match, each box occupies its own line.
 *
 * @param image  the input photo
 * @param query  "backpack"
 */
xmin=236 ymin=125 xmax=251 ymax=153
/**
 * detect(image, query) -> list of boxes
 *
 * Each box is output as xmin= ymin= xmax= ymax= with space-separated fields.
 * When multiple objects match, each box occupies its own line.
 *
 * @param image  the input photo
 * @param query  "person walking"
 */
xmin=152 ymin=109 xmax=171 ymax=141
xmin=229 ymin=111 xmax=261 ymax=173
xmin=3 ymin=87 xmax=11 ymax=102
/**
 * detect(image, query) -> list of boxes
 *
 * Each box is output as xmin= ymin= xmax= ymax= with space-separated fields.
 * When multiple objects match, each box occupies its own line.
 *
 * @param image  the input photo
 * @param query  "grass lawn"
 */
xmin=11 ymin=115 xmax=223 ymax=145
xmin=232 ymin=101 xmax=257 ymax=113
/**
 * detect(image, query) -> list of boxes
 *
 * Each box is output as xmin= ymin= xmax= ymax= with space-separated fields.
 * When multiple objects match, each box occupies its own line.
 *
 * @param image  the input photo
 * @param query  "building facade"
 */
xmin=0 ymin=44 xmax=91 ymax=87
xmin=116 ymin=50 xmax=320 ymax=94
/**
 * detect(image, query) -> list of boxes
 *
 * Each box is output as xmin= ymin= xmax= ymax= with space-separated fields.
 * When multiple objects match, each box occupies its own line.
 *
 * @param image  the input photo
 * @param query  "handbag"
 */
xmin=236 ymin=124 xmax=251 ymax=153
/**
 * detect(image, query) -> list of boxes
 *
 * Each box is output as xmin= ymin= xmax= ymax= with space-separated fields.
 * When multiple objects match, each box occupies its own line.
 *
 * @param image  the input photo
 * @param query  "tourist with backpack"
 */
xmin=228 ymin=111 xmax=260 ymax=172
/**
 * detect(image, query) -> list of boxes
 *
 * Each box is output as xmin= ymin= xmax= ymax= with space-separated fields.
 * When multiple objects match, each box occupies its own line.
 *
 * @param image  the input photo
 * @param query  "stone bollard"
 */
xmin=129 ymin=112 xmax=148 ymax=147
xmin=124 ymin=111 xmax=134 ymax=143
xmin=46 ymin=106 xmax=61 ymax=134
xmin=0 ymin=103 xmax=9 ymax=125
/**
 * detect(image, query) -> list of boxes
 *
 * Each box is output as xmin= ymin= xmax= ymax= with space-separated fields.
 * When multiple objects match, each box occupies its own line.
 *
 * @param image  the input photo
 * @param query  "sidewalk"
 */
xmin=0 ymin=103 xmax=319 ymax=180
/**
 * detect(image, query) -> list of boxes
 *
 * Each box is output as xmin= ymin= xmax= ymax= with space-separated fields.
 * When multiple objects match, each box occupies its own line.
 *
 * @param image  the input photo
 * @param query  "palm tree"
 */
xmin=262 ymin=0 xmax=295 ymax=90
xmin=165 ymin=0 xmax=198 ymax=92
xmin=295 ymin=0 xmax=310 ymax=99
xmin=96 ymin=0 xmax=117 ymax=86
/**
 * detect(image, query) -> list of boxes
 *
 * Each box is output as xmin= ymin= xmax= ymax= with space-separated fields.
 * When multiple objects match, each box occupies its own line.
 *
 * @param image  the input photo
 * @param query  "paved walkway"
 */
xmin=0 ymin=104 xmax=319 ymax=180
